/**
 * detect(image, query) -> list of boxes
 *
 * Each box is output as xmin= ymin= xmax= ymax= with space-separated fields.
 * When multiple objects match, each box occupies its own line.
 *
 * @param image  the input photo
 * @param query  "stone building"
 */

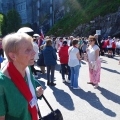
xmin=0 ymin=0 xmax=67 ymax=33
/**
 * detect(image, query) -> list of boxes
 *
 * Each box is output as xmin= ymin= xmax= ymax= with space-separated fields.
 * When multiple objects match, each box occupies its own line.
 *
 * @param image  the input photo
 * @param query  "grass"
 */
xmin=47 ymin=0 xmax=120 ymax=36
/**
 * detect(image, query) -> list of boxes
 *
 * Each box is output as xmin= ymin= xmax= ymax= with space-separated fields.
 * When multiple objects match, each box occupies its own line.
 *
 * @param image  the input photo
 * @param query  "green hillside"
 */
xmin=47 ymin=0 xmax=120 ymax=36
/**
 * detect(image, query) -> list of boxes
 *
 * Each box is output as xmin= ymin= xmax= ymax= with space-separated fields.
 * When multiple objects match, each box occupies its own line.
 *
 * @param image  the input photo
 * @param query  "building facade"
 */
xmin=0 ymin=0 xmax=67 ymax=33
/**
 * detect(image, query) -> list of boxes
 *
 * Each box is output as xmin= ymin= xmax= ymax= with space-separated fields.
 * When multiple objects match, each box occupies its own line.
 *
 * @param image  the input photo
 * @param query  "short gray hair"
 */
xmin=2 ymin=33 xmax=32 ymax=61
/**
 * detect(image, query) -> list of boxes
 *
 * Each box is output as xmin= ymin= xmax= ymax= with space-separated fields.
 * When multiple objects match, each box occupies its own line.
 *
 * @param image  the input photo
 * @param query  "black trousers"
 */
xmin=112 ymin=48 xmax=115 ymax=55
xmin=61 ymin=64 xmax=71 ymax=80
xmin=46 ymin=66 xmax=55 ymax=82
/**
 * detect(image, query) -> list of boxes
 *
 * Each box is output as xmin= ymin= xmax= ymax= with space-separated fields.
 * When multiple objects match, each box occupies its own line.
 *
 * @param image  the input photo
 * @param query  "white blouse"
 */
xmin=87 ymin=45 xmax=100 ymax=62
xmin=68 ymin=47 xmax=80 ymax=67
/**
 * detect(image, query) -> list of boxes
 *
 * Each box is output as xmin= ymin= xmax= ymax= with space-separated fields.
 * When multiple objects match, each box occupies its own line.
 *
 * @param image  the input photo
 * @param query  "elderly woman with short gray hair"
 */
xmin=0 ymin=33 xmax=44 ymax=120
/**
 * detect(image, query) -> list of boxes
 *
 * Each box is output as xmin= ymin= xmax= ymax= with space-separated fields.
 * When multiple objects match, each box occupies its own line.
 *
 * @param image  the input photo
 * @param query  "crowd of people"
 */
xmin=0 ymin=33 xmax=120 ymax=88
xmin=0 ymin=28 xmax=120 ymax=119
xmin=24 ymin=34 xmax=103 ymax=89
xmin=31 ymin=34 xmax=101 ymax=90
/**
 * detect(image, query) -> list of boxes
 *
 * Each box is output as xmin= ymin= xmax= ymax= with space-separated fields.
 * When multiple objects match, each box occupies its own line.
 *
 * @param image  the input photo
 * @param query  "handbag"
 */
xmin=38 ymin=95 xmax=63 ymax=120
xmin=89 ymin=61 xmax=98 ymax=70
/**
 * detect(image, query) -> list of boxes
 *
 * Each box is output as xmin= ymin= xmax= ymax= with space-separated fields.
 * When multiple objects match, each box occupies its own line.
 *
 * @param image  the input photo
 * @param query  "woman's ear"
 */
xmin=8 ymin=52 xmax=16 ymax=61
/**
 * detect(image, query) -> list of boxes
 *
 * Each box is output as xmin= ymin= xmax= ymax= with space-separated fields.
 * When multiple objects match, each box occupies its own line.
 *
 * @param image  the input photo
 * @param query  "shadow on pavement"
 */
xmin=38 ymin=73 xmax=47 ymax=79
xmin=101 ymin=67 xmax=120 ymax=74
xmin=101 ymin=60 xmax=108 ymax=64
xmin=97 ymin=87 xmax=120 ymax=105
xmin=100 ymin=58 xmax=108 ymax=64
xmin=67 ymin=86 xmax=116 ymax=117
xmin=49 ymin=87 xmax=75 ymax=111
xmin=112 ymin=57 xmax=120 ymax=61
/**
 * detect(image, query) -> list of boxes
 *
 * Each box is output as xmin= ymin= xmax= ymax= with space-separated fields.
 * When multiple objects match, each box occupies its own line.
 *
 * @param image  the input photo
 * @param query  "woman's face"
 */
xmin=89 ymin=39 xmax=95 ymax=46
xmin=15 ymin=39 xmax=35 ymax=67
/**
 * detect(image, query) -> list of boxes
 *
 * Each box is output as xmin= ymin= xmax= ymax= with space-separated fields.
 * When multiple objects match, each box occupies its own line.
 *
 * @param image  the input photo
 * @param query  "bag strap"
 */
xmin=37 ymin=103 xmax=43 ymax=120
xmin=68 ymin=47 xmax=74 ymax=55
xmin=42 ymin=95 xmax=54 ymax=112
xmin=37 ymin=94 xmax=54 ymax=119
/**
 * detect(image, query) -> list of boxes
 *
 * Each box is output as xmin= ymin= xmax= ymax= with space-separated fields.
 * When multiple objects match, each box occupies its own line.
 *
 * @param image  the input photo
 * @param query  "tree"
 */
xmin=1 ymin=13 xmax=7 ymax=36
xmin=0 ymin=13 xmax=3 ymax=36
xmin=6 ymin=9 xmax=22 ymax=33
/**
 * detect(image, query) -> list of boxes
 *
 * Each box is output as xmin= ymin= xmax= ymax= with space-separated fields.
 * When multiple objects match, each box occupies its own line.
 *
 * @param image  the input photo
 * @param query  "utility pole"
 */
xmin=52 ymin=0 xmax=54 ymax=25
xmin=39 ymin=0 xmax=42 ymax=29
xmin=50 ymin=0 xmax=54 ymax=28
xmin=31 ymin=0 xmax=34 ymax=23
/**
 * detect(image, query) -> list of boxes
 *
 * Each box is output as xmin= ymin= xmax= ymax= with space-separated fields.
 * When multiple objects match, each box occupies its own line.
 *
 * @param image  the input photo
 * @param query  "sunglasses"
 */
xmin=89 ymin=40 xmax=95 ymax=42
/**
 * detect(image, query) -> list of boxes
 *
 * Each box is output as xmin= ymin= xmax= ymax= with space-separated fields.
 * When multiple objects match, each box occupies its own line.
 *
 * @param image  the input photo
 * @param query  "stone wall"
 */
xmin=72 ymin=7 xmax=120 ymax=38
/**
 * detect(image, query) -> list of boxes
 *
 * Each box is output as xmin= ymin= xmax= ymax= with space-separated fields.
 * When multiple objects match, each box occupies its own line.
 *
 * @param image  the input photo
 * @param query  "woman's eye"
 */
xmin=26 ymin=49 xmax=31 ymax=52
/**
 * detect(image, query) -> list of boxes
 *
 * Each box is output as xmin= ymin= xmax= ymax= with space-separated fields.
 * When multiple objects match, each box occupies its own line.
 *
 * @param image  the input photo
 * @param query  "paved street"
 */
xmin=36 ymin=55 xmax=120 ymax=120
xmin=1 ymin=50 xmax=120 ymax=120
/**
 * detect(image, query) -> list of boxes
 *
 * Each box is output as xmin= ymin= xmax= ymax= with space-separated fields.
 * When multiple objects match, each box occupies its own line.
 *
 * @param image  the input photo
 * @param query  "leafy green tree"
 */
xmin=1 ymin=13 xmax=7 ymax=36
xmin=0 ymin=13 xmax=3 ymax=35
xmin=6 ymin=9 xmax=22 ymax=33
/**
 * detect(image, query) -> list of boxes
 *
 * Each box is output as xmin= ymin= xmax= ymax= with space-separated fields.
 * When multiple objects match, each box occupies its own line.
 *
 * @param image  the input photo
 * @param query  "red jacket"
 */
xmin=106 ymin=39 xmax=110 ymax=46
xmin=102 ymin=41 xmax=107 ymax=48
xmin=59 ymin=45 xmax=69 ymax=64
xmin=112 ymin=41 xmax=116 ymax=48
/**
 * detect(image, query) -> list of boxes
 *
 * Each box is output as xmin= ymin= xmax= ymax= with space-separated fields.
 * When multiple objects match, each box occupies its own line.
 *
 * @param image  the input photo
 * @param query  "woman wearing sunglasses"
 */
xmin=87 ymin=35 xmax=101 ymax=89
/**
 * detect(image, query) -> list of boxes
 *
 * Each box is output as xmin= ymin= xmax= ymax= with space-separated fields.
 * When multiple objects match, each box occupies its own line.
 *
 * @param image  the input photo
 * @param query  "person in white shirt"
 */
xmin=57 ymin=37 xmax=63 ymax=51
xmin=30 ymin=37 xmax=39 ymax=77
xmin=87 ymin=35 xmax=101 ymax=89
xmin=68 ymin=40 xmax=81 ymax=89
xmin=55 ymin=37 xmax=59 ymax=50
xmin=33 ymin=38 xmax=39 ymax=60
xmin=116 ymin=39 xmax=120 ymax=55
xmin=67 ymin=37 xmax=71 ymax=46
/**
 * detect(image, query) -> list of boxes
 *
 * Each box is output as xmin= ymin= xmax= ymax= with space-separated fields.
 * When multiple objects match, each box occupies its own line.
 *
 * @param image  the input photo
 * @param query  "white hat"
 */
xmin=17 ymin=27 xmax=34 ymax=33
xmin=33 ymin=34 xmax=40 ymax=37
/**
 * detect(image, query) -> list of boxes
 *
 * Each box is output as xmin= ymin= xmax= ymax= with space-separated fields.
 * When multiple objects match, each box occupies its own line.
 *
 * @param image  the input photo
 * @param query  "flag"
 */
xmin=40 ymin=29 xmax=44 ymax=40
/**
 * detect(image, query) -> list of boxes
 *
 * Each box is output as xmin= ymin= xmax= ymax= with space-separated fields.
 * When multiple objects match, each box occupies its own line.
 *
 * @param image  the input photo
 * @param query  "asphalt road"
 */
xmin=36 ymin=55 xmax=120 ymax=120
xmin=2 ymin=55 xmax=119 ymax=120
